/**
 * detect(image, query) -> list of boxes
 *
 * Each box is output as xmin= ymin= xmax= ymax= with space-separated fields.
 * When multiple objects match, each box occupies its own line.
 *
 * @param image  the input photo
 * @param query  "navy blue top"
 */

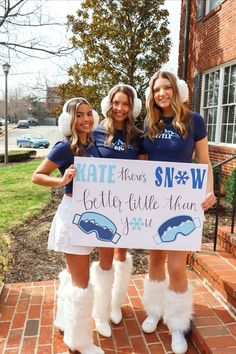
xmin=142 ymin=112 xmax=207 ymax=163
xmin=47 ymin=139 xmax=100 ymax=194
xmin=93 ymin=124 xmax=145 ymax=159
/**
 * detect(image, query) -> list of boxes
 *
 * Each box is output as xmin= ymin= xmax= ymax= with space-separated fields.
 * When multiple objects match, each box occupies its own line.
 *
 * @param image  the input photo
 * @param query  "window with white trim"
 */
xmin=206 ymin=0 xmax=224 ymax=14
xmin=201 ymin=63 xmax=236 ymax=145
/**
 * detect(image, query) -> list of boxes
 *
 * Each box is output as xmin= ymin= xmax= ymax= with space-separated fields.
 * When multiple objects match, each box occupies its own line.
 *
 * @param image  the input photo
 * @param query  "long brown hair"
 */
xmin=145 ymin=71 xmax=190 ymax=140
xmin=102 ymin=84 xmax=138 ymax=146
xmin=66 ymin=98 xmax=93 ymax=156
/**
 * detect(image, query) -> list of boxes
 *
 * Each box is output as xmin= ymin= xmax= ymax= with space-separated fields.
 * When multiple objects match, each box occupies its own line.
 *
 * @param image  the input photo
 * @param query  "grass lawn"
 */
xmin=0 ymin=159 xmax=52 ymax=234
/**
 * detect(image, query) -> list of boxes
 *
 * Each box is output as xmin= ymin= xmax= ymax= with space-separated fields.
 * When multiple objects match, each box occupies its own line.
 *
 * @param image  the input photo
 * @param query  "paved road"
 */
xmin=0 ymin=125 xmax=63 ymax=158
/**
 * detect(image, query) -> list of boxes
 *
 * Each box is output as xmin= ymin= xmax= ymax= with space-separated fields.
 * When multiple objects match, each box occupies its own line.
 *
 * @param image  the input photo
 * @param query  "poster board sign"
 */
xmin=71 ymin=157 xmax=208 ymax=251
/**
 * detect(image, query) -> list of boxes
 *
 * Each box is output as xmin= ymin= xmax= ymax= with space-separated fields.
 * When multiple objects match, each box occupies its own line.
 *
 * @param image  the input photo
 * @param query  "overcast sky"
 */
xmin=0 ymin=0 xmax=181 ymax=97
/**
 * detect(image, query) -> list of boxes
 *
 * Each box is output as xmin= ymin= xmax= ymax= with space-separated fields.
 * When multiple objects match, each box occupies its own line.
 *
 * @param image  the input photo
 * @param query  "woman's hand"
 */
xmin=61 ymin=164 xmax=77 ymax=185
xmin=201 ymin=192 xmax=217 ymax=211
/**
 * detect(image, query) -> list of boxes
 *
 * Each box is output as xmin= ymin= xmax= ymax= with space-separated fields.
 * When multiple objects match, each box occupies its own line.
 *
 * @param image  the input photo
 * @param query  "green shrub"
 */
xmin=225 ymin=168 xmax=236 ymax=204
xmin=0 ymin=235 xmax=12 ymax=282
xmin=0 ymin=150 xmax=36 ymax=163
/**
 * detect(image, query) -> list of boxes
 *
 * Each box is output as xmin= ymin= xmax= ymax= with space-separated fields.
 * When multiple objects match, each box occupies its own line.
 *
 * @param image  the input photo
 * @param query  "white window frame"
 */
xmin=200 ymin=59 xmax=236 ymax=146
xmin=205 ymin=0 xmax=224 ymax=14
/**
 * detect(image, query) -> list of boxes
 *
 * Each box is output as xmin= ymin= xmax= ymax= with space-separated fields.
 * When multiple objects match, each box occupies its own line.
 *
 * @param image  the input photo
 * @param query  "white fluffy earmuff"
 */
xmin=101 ymin=84 xmax=142 ymax=119
xmin=145 ymin=75 xmax=189 ymax=103
xmin=177 ymin=79 xmax=189 ymax=103
xmin=58 ymin=97 xmax=99 ymax=137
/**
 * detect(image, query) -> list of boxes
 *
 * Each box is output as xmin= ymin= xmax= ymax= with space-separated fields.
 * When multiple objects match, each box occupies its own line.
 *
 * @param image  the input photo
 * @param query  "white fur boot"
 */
xmin=163 ymin=287 xmax=193 ymax=354
xmin=63 ymin=283 xmax=104 ymax=354
xmin=54 ymin=269 xmax=71 ymax=332
xmin=141 ymin=278 xmax=168 ymax=333
xmin=110 ymin=254 xmax=133 ymax=325
xmin=90 ymin=262 xmax=114 ymax=337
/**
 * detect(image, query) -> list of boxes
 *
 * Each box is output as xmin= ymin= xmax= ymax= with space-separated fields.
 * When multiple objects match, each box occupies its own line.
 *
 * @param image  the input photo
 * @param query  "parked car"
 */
xmin=17 ymin=120 xmax=29 ymax=128
xmin=16 ymin=134 xmax=50 ymax=148
xmin=27 ymin=118 xmax=39 ymax=126
xmin=0 ymin=118 xmax=9 ymax=126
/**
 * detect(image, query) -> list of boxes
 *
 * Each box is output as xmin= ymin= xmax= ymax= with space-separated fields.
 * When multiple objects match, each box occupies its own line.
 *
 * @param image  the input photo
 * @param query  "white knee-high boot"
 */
xmin=163 ymin=287 xmax=193 ymax=354
xmin=110 ymin=254 xmax=133 ymax=325
xmin=90 ymin=262 xmax=114 ymax=337
xmin=63 ymin=283 xmax=104 ymax=354
xmin=54 ymin=269 xmax=71 ymax=332
xmin=141 ymin=278 xmax=168 ymax=333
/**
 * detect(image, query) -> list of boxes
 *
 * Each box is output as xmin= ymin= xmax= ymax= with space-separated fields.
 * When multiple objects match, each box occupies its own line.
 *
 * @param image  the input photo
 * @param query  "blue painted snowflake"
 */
xmin=174 ymin=170 xmax=190 ymax=185
xmin=129 ymin=217 xmax=144 ymax=231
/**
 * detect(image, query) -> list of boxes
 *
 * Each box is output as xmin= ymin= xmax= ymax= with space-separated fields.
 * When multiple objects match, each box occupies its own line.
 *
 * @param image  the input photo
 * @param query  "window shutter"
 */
xmin=193 ymin=72 xmax=200 ymax=112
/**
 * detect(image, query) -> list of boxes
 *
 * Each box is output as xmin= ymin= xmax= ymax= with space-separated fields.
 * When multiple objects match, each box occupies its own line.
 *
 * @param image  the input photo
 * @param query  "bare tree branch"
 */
xmin=0 ymin=0 xmax=75 ymax=60
xmin=0 ymin=41 xmax=73 ymax=56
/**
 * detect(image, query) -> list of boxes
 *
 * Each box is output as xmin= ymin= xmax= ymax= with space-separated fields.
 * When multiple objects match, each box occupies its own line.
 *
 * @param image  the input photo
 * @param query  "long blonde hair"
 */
xmin=66 ymin=98 xmax=93 ymax=156
xmin=145 ymin=71 xmax=190 ymax=139
xmin=102 ymin=84 xmax=138 ymax=146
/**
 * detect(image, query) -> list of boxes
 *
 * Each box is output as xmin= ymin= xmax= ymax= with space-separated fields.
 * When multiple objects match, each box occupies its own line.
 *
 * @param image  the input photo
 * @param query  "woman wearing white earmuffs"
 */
xmin=32 ymin=97 xmax=104 ymax=354
xmin=141 ymin=71 xmax=216 ymax=354
xmin=90 ymin=84 xmax=146 ymax=338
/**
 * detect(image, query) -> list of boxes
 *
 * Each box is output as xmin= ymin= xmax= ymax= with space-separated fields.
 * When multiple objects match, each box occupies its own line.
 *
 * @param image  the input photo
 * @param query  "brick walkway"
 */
xmin=1 ymin=266 xmax=235 ymax=354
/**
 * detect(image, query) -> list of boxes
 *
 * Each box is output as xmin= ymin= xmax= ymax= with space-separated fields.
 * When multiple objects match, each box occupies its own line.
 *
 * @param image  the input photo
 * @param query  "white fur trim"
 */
xmin=172 ymin=74 xmax=189 ymax=101
xmin=142 ymin=278 xmax=168 ymax=318
xmin=58 ymin=112 xmax=71 ymax=137
xmin=92 ymin=109 xmax=100 ymax=130
xmin=58 ymin=268 xmax=71 ymax=286
xmin=112 ymin=254 xmax=133 ymax=309
xmin=101 ymin=96 xmax=110 ymax=118
xmin=101 ymin=84 xmax=142 ymax=119
xmin=54 ymin=269 xmax=71 ymax=331
xmin=177 ymin=79 xmax=189 ymax=103
xmin=163 ymin=287 xmax=193 ymax=333
xmin=132 ymin=98 xmax=142 ymax=118
xmin=90 ymin=262 xmax=114 ymax=322
xmin=64 ymin=283 xmax=96 ymax=352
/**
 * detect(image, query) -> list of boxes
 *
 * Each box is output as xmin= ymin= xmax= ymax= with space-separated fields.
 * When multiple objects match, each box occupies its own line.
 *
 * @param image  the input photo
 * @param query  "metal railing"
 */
xmin=213 ymin=154 xmax=236 ymax=251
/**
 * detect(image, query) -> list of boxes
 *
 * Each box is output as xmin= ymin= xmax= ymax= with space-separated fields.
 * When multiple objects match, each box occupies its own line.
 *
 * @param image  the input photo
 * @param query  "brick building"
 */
xmin=178 ymin=0 xmax=236 ymax=175
xmin=46 ymin=86 xmax=61 ymax=114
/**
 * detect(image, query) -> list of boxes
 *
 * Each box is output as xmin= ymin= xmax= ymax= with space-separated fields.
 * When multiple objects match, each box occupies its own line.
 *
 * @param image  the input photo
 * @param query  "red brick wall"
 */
xmin=178 ymin=0 xmax=236 ymax=174
xmin=179 ymin=0 xmax=236 ymax=108
xmin=209 ymin=145 xmax=236 ymax=176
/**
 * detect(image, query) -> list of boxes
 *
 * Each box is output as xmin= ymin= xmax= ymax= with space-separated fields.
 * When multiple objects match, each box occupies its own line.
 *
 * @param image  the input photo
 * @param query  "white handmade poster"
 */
xmin=71 ymin=157 xmax=208 ymax=251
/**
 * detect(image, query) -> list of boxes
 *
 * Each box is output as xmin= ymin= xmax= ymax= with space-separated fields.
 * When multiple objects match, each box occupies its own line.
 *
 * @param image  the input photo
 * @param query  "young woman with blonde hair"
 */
xmin=91 ymin=84 xmax=146 ymax=337
xmin=141 ymin=71 xmax=216 ymax=354
xmin=32 ymin=97 xmax=103 ymax=354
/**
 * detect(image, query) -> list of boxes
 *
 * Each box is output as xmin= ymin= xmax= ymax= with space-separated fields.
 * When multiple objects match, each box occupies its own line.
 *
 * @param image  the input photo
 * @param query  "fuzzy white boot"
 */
xmin=163 ymin=287 xmax=193 ymax=354
xmin=54 ymin=269 xmax=71 ymax=332
xmin=63 ymin=283 xmax=104 ymax=354
xmin=110 ymin=254 xmax=133 ymax=325
xmin=90 ymin=262 xmax=114 ymax=337
xmin=141 ymin=278 xmax=168 ymax=333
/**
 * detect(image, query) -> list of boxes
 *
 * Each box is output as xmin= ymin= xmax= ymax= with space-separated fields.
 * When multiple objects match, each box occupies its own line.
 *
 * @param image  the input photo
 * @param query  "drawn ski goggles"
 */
xmin=72 ymin=211 xmax=121 ymax=244
xmin=153 ymin=215 xmax=201 ymax=244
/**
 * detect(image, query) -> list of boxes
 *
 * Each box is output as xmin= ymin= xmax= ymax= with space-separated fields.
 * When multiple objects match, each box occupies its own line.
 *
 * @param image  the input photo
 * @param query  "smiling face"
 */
xmin=153 ymin=77 xmax=174 ymax=116
xmin=74 ymin=103 xmax=94 ymax=142
xmin=111 ymin=91 xmax=130 ymax=129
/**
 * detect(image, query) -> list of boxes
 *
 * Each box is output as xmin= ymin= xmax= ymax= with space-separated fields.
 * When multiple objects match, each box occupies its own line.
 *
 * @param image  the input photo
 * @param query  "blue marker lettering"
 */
xmin=76 ymin=163 xmax=86 ymax=181
xmin=191 ymin=168 xmax=206 ymax=189
xmin=155 ymin=166 xmax=163 ymax=186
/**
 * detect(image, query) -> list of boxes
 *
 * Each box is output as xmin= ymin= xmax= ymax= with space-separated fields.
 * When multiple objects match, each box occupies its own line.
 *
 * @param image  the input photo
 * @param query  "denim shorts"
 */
xmin=48 ymin=194 xmax=94 ymax=255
